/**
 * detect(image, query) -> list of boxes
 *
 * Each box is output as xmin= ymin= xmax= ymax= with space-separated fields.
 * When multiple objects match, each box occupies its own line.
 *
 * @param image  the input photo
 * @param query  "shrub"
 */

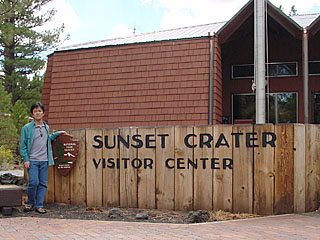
xmin=0 ymin=145 xmax=14 ymax=170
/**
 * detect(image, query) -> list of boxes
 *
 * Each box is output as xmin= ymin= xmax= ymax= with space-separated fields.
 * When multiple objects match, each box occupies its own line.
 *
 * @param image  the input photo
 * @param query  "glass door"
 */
xmin=232 ymin=92 xmax=298 ymax=124
xmin=312 ymin=92 xmax=320 ymax=123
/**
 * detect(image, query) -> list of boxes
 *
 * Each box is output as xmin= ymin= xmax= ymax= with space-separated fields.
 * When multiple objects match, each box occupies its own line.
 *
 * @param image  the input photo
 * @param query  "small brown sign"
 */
xmin=52 ymin=133 xmax=79 ymax=176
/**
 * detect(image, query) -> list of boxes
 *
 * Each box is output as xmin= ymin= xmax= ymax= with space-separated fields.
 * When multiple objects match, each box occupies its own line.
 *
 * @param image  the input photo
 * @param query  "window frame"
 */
xmin=309 ymin=61 xmax=320 ymax=76
xmin=311 ymin=91 xmax=320 ymax=123
xmin=231 ymin=92 xmax=299 ymax=124
xmin=231 ymin=62 xmax=298 ymax=79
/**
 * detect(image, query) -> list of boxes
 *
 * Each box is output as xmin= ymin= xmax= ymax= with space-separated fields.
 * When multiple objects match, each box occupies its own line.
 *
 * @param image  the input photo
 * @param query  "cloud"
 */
xmin=37 ymin=0 xmax=81 ymax=43
xmin=143 ymin=0 xmax=320 ymax=30
xmin=271 ymin=0 xmax=320 ymax=14
xmin=53 ymin=0 xmax=82 ymax=35
xmin=109 ymin=24 xmax=135 ymax=39
xmin=162 ymin=0 xmax=248 ymax=28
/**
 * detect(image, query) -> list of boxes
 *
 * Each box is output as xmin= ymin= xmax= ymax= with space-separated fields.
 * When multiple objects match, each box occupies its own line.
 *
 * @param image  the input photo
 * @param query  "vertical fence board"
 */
xmin=232 ymin=125 xmax=253 ymax=213
xmin=213 ymin=125 xmax=233 ymax=212
xmin=254 ymin=124 xmax=275 ymax=215
xmin=102 ymin=128 xmax=120 ymax=207
xmin=54 ymin=165 xmax=70 ymax=204
xmin=155 ymin=127 xmax=175 ymax=210
xmin=174 ymin=126 xmax=194 ymax=211
xmin=137 ymin=127 xmax=156 ymax=209
xmin=69 ymin=129 xmax=86 ymax=206
xmin=61 ymin=175 xmax=71 ymax=204
xmin=53 ymin=166 xmax=62 ymax=203
xmin=194 ymin=126 xmax=213 ymax=210
xmin=45 ymin=166 xmax=55 ymax=203
xmin=305 ymin=124 xmax=320 ymax=212
xmin=120 ymin=127 xmax=138 ymax=208
xmin=86 ymin=129 xmax=103 ymax=207
xmin=294 ymin=124 xmax=306 ymax=213
xmin=274 ymin=125 xmax=294 ymax=214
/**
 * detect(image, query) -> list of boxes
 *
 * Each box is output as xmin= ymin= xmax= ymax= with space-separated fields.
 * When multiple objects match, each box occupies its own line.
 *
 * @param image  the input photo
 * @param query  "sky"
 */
xmin=46 ymin=0 xmax=320 ymax=48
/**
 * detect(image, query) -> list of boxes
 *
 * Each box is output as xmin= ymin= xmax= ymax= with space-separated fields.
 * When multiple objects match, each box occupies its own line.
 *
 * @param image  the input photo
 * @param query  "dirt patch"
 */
xmin=0 ymin=172 xmax=260 ymax=224
xmin=1 ymin=203 xmax=259 ymax=224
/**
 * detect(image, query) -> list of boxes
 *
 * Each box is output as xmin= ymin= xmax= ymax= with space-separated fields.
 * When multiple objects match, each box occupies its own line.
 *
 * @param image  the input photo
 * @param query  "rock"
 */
xmin=0 ymin=173 xmax=25 ymax=186
xmin=108 ymin=208 xmax=123 ymax=217
xmin=136 ymin=213 xmax=148 ymax=220
xmin=2 ymin=207 xmax=13 ymax=216
xmin=187 ymin=210 xmax=210 ymax=223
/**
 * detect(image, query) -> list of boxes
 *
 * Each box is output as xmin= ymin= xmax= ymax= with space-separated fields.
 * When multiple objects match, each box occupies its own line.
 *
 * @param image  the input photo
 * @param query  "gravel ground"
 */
xmin=0 ymin=203 xmax=260 ymax=224
xmin=1 ymin=170 xmax=318 ymax=223
xmin=0 ymin=170 xmax=260 ymax=224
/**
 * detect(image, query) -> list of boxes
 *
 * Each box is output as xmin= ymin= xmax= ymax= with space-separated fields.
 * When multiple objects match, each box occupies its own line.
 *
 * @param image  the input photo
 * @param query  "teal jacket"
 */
xmin=20 ymin=120 xmax=60 ymax=166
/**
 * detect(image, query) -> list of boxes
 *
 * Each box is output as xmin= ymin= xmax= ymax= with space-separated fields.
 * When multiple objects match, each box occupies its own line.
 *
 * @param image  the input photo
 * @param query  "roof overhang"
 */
xmin=216 ymin=0 xmax=303 ymax=44
xmin=307 ymin=15 xmax=320 ymax=38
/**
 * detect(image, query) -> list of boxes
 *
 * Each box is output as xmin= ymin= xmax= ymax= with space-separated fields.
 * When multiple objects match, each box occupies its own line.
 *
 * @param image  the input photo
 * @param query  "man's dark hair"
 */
xmin=30 ymin=102 xmax=45 ymax=114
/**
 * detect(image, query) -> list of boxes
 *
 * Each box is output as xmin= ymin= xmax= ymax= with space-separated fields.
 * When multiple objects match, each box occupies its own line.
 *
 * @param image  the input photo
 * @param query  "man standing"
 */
xmin=20 ymin=102 xmax=65 ymax=214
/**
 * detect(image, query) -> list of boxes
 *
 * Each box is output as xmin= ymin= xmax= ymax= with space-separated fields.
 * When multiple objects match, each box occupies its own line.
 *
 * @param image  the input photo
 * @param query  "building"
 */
xmin=42 ymin=0 xmax=320 ymax=130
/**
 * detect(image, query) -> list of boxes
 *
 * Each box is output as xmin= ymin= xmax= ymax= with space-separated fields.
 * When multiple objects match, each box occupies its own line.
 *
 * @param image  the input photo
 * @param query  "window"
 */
xmin=312 ymin=92 xmax=320 ymax=124
xmin=232 ymin=62 xmax=298 ymax=79
xmin=232 ymin=92 xmax=298 ymax=124
xmin=232 ymin=94 xmax=256 ymax=120
xmin=267 ymin=63 xmax=297 ymax=77
xmin=232 ymin=64 xmax=254 ymax=79
xmin=309 ymin=61 xmax=320 ymax=75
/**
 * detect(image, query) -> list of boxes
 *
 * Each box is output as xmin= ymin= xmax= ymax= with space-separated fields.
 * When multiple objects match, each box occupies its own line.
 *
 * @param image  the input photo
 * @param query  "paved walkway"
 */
xmin=0 ymin=214 xmax=319 ymax=239
xmin=0 ymin=170 xmax=24 ymax=177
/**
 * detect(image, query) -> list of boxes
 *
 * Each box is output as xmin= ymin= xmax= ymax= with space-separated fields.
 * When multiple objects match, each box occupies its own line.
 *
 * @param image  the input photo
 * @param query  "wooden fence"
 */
xmin=45 ymin=124 xmax=320 ymax=215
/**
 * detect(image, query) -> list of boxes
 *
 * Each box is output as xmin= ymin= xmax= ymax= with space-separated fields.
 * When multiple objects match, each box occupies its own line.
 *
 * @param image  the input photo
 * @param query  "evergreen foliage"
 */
xmin=0 ymin=0 xmax=64 ymax=106
xmin=289 ymin=5 xmax=298 ymax=16
xmin=11 ymin=99 xmax=28 ymax=136
xmin=0 ymin=145 xmax=14 ymax=170
xmin=0 ymin=83 xmax=18 ymax=151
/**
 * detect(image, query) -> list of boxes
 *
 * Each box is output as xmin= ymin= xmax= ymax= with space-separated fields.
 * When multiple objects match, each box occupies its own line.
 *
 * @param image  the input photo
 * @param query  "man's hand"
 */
xmin=24 ymin=161 xmax=30 ymax=169
xmin=57 ymin=131 xmax=67 ymax=135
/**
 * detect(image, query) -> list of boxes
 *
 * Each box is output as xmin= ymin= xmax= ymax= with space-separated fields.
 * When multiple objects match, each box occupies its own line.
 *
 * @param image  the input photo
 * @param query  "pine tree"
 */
xmin=0 ymin=83 xmax=18 ymax=151
xmin=0 ymin=0 xmax=64 ymax=106
xmin=279 ymin=5 xmax=284 ymax=12
xmin=289 ymin=5 xmax=298 ymax=16
xmin=11 ymin=99 xmax=28 ymax=136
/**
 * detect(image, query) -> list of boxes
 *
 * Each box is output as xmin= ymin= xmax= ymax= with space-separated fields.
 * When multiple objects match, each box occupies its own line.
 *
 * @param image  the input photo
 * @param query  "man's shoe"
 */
xmin=35 ymin=208 xmax=47 ymax=214
xmin=24 ymin=205 xmax=33 ymax=212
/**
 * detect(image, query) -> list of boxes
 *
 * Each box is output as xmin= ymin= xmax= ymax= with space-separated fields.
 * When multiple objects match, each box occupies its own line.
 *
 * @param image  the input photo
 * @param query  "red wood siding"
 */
xmin=43 ymin=38 xmax=211 ymax=129
xmin=42 ymin=55 xmax=53 ymax=122
xmin=213 ymin=37 xmax=222 ymax=124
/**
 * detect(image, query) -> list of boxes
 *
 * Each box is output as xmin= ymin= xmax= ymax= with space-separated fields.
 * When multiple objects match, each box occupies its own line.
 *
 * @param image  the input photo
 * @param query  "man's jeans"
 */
xmin=27 ymin=161 xmax=48 ymax=208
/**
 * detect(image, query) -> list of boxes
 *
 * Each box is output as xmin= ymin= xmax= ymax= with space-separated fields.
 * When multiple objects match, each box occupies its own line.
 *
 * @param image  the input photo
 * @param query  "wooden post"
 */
xmin=305 ymin=124 xmax=320 ymax=212
xmin=102 ymin=128 xmax=120 ymax=207
xmin=119 ymin=127 xmax=138 ymax=208
xmin=86 ymin=129 xmax=103 ymax=207
xmin=155 ymin=127 xmax=175 ymax=210
xmin=69 ymin=129 xmax=86 ymax=206
xmin=213 ymin=125 xmax=233 ymax=212
xmin=232 ymin=124 xmax=253 ymax=213
xmin=294 ymin=124 xmax=306 ymax=213
xmin=137 ymin=127 xmax=156 ymax=209
xmin=45 ymin=166 xmax=55 ymax=203
xmin=274 ymin=124 xmax=294 ymax=214
xmin=174 ymin=126 xmax=194 ymax=211
xmin=54 ymin=163 xmax=70 ymax=204
xmin=253 ymin=124 xmax=275 ymax=215
xmin=194 ymin=125 xmax=213 ymax=210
